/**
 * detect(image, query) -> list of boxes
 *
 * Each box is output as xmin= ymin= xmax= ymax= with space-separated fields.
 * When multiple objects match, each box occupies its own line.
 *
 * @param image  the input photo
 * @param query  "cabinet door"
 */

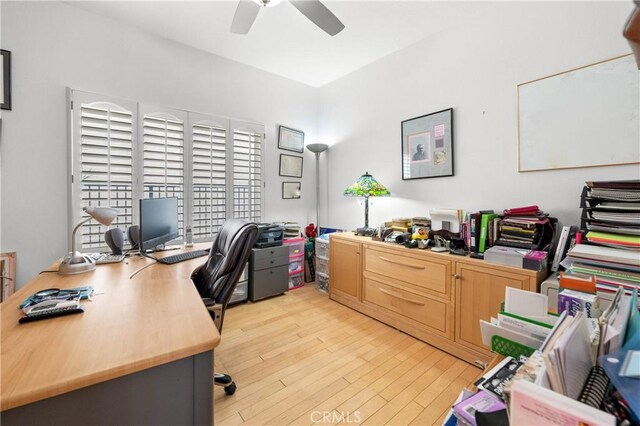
xmin=329 ymin=238 xmax=361 ymax=302
xmin=454 ymin=263 xmax=529 ymax=353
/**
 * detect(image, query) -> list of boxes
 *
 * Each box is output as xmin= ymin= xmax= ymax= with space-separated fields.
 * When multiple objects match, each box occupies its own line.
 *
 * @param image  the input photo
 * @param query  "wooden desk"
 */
xmin=1 ymin=245 xmax=219 ymax=425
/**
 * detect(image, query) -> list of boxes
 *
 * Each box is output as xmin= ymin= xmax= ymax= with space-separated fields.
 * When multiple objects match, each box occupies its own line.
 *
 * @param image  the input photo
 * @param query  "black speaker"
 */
xmin=105 ymin=228 xmax=125 ymax=255
xmin=127 ymin=225 xmax=140 ymax=250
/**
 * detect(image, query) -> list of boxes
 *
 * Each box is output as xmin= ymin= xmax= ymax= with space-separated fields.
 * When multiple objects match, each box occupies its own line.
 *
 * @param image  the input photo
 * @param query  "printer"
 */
xmin=254 ymin=223 xmax=284 ymax=248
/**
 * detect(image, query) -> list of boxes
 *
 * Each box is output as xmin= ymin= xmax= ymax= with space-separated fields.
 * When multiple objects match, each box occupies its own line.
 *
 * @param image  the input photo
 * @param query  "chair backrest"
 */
xmin=191 ymin=219 xmax=259 ymax=330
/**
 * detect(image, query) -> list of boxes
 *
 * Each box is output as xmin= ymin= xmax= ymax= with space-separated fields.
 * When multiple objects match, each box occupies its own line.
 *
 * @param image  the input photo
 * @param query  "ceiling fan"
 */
xmin=231 ymin=0 xmax=345 ymax=36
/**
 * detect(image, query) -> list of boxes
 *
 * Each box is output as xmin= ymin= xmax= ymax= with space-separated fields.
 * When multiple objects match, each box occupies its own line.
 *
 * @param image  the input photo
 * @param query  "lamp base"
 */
xmin=355 ymin=226 xmax=377 ymax=237
xmin=58 ymin=252 xmax=97 ymax=275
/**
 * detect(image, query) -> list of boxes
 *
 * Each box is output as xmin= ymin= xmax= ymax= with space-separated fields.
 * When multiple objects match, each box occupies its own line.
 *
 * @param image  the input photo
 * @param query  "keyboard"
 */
xmin=91 ymin=253 xmax=126 ymax=264
xmin=157 ymin=249 xmax=209 ymax=265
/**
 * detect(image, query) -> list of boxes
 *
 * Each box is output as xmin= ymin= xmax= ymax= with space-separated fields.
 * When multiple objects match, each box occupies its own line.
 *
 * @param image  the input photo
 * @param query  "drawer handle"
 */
xmin=379 ymin=288 xmax=425 ymax=305
xmin=379 ymin=256 xmax=425 ymax=270
xmin=451 ymin=274 xmax=460 ymax=279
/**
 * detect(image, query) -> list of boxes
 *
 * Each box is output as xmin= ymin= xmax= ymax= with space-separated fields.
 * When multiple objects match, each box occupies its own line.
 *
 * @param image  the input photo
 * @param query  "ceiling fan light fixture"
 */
xmin=252 ymin=0 xmax=283 ymax=7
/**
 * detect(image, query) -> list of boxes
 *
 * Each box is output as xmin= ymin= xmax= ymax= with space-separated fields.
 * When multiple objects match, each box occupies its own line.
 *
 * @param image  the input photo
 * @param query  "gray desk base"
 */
xmin=2 ymin=350 xmax=213 ymax=426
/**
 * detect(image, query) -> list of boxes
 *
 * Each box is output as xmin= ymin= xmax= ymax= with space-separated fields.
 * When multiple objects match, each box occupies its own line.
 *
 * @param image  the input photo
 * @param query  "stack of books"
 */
xmin=563 ymin=244 xmax=640 ymax=296
xmin=494 ymin=205 xmax=556 ymax=251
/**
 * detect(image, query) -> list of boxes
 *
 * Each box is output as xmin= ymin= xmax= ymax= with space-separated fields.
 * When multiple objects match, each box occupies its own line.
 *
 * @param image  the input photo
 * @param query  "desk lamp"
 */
xmin=306 ymin=143 xmax=329 ymax=233
xmin=59 ymin=206 xmax=118 ymax=275
xmin=344 ymin=172 xmax=390 ymax=236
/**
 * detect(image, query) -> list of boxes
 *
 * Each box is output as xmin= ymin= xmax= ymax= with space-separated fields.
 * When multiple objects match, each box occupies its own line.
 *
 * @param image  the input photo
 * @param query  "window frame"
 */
xmin=68 ymin=89 xmax=265 ymax=252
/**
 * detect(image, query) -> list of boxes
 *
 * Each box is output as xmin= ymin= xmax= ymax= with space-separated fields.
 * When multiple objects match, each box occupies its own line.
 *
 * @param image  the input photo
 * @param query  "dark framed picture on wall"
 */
xmin=401 ymin=108 xmax=454 ymax=180
xmin=278 ymin=125 xmax=304 ymax=153
xmin=279 ymin=154 xmax=303 ymax=178
xmin=282 ymin=182 xmax=301 ymax=199
xmin=1 ymin=50 xmax=11 ymax=111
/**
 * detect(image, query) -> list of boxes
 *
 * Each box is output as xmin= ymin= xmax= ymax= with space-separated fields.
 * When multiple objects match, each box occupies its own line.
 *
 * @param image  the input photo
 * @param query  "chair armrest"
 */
xmin=202 ymin=297 xmax=215 ymax=307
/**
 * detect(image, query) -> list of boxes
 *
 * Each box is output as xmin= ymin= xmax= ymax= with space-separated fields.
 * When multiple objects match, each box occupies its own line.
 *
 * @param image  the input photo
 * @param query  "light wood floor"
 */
xmin=213 ymin=284 xmax=480 ymax=425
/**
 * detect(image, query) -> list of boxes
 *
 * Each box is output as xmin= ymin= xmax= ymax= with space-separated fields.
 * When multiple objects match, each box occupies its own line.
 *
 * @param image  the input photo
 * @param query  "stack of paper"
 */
xmin=480 ymin=288 xmax=557 ymax=352
xmin=563 ymin=244 xmax=640 ymax=296
xmin=540 ymin=311 xmax=593 ymax=399
xmin=510 ymin=379 xmax=615 ymax=425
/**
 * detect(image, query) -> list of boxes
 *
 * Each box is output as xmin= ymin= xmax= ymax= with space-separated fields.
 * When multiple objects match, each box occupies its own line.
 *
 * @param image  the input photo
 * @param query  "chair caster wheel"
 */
xmin=224 ymin=382 xmax=236 ymax=395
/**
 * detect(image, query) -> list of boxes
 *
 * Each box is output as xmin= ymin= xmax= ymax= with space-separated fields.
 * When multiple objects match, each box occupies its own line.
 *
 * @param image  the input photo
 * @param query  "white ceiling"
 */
xmin=68 ymin=1 xmax=490 ymax=87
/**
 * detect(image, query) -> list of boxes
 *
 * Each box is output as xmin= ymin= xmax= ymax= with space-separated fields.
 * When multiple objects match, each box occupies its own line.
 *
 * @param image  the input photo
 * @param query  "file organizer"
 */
xmin=491 ymin=335 xmax=535 ymax=359
xmin=285 ymin=237 xmax=305 ymax=289
xmin=315 ymin=237 xmax=330 ymax=293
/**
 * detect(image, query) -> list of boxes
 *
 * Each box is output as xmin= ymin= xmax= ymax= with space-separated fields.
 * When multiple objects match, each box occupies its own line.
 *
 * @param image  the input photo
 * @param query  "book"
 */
xmin=452 ymin=390 xmax=506 ymax=426
xmin=479 ymin=213 xmax=498 ymax=253
xmin=476 ymin=356 xmax=523 ymax=401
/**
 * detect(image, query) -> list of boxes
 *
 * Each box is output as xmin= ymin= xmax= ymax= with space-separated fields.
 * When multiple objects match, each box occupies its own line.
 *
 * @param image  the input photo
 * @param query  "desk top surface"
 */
xmin=1 ymin=244 xmax=220 ymax=411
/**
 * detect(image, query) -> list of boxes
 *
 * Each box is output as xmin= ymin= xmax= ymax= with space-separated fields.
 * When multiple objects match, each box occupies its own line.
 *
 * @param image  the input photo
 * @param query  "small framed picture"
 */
xmin=278 ymin=125 xmax=304 ymax=153
xmin=282 ymin=182 xmax=301 ymax=199
xmin=279 ymin=154 xmax=303 ymax=178
xmin=401 ymin=108 xmax=454 ymax=180
xmin=1 ymin=50 xmax=11 ymax=111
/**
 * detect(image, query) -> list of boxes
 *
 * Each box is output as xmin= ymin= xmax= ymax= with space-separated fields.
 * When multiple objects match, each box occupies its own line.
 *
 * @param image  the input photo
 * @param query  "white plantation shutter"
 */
xmin=189 ymin=114 xmax=228 ymax=240
xmin=71 ymin=91 xmax=136 ymax=251
xmin=231 ymin=120 xmax=263 ymax=222
xmin=139 ymin=106 xmax=187 ymax=239
xmin=70 ymin=90 xmax=266 ymax=249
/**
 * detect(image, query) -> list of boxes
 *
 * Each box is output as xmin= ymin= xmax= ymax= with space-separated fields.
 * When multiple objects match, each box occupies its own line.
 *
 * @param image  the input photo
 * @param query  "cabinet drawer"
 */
xmin=252 ymin=245 xmax=289 ymax=261
xmin=364 ymin=277 xmax=449 ymax=335
xmin=364 ymin=246 xmax=450 ymax=298
xmin=253 ymin=254 xmax=289 ymax=271
xmin=249 ymin=265 xmax=289 ymax=301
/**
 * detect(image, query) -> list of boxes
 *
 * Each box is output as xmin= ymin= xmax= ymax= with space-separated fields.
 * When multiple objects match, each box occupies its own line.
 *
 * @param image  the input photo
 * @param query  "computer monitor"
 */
xmin=139 ymin=197 xmax=179 ymax=252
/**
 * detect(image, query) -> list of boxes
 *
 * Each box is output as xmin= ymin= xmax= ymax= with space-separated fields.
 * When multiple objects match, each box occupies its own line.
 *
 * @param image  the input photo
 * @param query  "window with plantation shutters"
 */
xmin=71 ymin=92 xmax=137 ymax=251
xmin=140 ymin=107 xmax=186 ymax=239
xmin=190 ymin=115 xmax=228 ymax=240
xmin=70 ymin=90 xmax=264 ymax=251
xmin=231 ymin=121 xmax=263 ymax=222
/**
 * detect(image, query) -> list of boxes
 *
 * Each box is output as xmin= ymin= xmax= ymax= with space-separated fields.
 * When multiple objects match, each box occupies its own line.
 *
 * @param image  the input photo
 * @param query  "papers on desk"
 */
xmin=599 ymin=287 xmax=633 ymax=356
xmin=541 ymin=311 xmax=594 ymax=399
xmin=429 ymin=208 xmax=460 ymax=233
xmin=510 ymin=379 xmax=616 ymax=425
xmin=480 ymin=288 xmax=555 ymax=351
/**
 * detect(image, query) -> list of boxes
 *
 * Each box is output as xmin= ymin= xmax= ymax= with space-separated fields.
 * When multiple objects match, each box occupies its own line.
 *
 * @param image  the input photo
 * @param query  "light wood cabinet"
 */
xmin=329 ymin=233 xmax=546 ymax=367
xmin=454 ymin=262 xmax=534 ymax=361
xmin=329 ymin=236 xmax=361 ymax=303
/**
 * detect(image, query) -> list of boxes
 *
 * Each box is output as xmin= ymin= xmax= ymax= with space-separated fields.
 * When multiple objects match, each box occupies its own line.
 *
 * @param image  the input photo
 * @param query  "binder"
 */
xmin=479 ymin=213 xmax=498 ymax=253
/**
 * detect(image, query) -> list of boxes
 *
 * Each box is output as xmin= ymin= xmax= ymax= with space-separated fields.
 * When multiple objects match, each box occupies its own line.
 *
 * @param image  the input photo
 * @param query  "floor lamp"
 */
xmin=306 ymin=143 xmax=329 ymax=233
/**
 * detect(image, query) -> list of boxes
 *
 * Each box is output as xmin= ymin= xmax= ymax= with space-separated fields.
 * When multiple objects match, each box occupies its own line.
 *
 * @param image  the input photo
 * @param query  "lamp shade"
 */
xmin=343 ymin=172 xmax=390 ymax=197
xmin=84 ymin=206 xmax=118 ymax=226
xmin=306 ymin=143 xmax=329 ymax=154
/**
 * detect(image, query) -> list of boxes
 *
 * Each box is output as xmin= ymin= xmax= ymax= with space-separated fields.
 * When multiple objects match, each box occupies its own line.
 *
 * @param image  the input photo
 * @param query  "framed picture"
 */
xmin=1 ymin=50 xmax=11 ymax=111
xmin=282 ymin=182 xmax=301 ymax=199
xmin=401 ymin=108 xmax=454 ymax=180
xmin=279 ymin=154 xmax=303 ymax=178
xmin=278 ymin=125 xmax=304 ymax=153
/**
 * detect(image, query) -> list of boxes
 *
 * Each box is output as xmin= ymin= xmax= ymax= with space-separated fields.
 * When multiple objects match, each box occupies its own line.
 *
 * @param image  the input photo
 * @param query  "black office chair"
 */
xmin=191 ymin=219 xmax=259 ymax=395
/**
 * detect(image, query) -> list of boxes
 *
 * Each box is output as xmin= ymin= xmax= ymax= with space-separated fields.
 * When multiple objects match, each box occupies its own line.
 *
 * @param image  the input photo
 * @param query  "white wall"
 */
xmin=318 ymin=1 xmax=640 ymax=233
xmin=0 ymin=1 xmax=318 ymax=287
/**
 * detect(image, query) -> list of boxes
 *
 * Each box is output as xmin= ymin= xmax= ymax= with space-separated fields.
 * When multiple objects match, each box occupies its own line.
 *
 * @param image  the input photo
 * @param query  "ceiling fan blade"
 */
xmin=290 ymin=0 xmax=345 ymax=36
xmin=231 ymin=1 xmax=261 ymax=35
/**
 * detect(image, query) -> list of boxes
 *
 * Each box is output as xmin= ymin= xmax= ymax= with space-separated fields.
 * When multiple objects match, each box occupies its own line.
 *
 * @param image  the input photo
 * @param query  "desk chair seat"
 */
xmin=191 ymin=219 xmax=259 ymax=395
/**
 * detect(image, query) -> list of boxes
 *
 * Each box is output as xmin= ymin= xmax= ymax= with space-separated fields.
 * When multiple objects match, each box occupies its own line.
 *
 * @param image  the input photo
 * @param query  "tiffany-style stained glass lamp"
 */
xmin=343 ymin=172 xmax=390 ymax=236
